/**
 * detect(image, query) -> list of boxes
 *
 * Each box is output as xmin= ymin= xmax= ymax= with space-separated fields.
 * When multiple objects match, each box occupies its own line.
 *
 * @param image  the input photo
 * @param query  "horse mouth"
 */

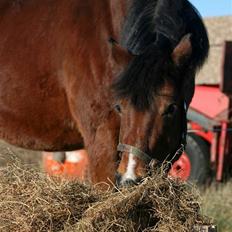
xmin=116 ymin=172 xmax=144 ymax=187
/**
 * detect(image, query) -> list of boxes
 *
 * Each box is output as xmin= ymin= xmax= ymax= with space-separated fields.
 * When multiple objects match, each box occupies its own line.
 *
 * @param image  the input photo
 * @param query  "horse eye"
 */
xmin=163 ymin=103 xmax=178 ymax=116
xmin=114 ymin=104 xmax=121 ymax=113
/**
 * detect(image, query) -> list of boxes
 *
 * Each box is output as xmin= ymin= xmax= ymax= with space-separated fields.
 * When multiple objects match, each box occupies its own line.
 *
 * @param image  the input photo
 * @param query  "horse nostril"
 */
xmin=116 ymin=173 xmax=143 ymax=188
xmin=121 ymin=178 xmax=137 ymax=187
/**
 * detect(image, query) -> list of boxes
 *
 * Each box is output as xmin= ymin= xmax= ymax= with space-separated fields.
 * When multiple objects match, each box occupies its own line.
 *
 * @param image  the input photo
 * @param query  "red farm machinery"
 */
xmin=43 ymin=41 xmax=232 ymax=184
xmin=170 ymin=41 xmax=232 ymax=183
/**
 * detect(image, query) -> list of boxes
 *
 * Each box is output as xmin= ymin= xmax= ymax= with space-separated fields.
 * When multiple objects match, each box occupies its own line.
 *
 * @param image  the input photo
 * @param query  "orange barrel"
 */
xmin=42 ymin=150 xmax=89 ymax=180
xmin=42 ymin=152 xmax=64 ymax=176
xmin=63 ymin=150 xmax=89 ymax=180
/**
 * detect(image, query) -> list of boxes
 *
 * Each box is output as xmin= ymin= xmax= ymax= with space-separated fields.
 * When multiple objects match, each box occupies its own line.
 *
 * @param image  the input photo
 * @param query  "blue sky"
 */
xmin=189 ymin=0 xmax=232 ymax=17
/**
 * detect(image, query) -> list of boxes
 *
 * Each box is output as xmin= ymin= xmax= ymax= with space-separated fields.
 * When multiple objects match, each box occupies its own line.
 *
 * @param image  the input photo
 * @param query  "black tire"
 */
xmin=185 ymin=134 xmax=210 ymax=184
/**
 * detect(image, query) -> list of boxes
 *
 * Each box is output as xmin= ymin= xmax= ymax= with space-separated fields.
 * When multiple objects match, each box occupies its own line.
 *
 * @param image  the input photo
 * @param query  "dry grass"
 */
xmin=201 ymin=181 xmax=232 ymax=232
xmin=0 ymin=163 xmax=99 ymax=232
xmin=0 ymin=161 xmax=211 ymax=232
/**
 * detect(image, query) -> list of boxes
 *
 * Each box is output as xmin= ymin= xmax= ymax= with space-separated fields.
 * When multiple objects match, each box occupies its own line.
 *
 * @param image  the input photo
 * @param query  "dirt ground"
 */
xmin=0 ymin=140 xmax=42 ymax=168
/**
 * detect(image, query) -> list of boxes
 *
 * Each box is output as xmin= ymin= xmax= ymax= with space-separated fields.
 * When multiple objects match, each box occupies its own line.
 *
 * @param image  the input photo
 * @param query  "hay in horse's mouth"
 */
xmin=0 ymin=161 xmax=212 ymax=232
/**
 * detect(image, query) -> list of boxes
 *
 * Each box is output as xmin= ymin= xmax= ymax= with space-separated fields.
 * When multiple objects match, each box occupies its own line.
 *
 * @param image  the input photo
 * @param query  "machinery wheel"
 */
xmin=169 ymin=134 xmax=210 ymax=184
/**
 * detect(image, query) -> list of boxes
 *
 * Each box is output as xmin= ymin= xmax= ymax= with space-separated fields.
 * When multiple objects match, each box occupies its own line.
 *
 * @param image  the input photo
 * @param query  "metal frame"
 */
xmin=187 ymin=41 xmax=232 ymax=181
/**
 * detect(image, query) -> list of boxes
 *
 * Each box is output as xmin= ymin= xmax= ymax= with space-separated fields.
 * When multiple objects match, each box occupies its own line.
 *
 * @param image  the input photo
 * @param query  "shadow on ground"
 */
xmin=0 ymin=140 xmax=42 ymax=168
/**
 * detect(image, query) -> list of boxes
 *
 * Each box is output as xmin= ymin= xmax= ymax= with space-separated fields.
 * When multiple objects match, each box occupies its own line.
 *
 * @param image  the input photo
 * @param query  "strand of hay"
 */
xmin=0 ymin=162 xmax=211 ymax=232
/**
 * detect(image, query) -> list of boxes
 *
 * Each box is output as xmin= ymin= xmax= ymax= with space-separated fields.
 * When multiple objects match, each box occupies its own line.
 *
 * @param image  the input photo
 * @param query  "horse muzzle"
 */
xmin=116 ymin=143 xmax=152 ymax=187
xmin=116 ymin=172 xmax=142 ymax=187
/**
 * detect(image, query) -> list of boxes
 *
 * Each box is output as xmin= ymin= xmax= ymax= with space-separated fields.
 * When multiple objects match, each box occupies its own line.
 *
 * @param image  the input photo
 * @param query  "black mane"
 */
xmin=113 ymin=0 xmax=209 ymax=110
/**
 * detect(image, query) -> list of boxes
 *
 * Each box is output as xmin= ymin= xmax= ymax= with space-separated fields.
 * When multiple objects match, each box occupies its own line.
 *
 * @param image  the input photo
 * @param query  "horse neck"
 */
xmin=74 ymin=0 xmax=131 ymax=82
xmin=62 ymin=0 xmax=133 ymax=92
xmin=108 ymin=0 xmax=131 ymax=41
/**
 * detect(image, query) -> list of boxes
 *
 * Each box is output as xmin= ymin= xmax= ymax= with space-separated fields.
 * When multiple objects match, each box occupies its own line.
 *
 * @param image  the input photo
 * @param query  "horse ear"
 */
xmin=111 ymin=41 xmax=134 ymax=66
xmin=172 ymin=34 xmax=192 ymax=66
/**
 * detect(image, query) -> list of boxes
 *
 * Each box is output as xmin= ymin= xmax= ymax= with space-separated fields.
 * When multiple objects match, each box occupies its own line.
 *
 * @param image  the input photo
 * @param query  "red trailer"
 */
xmin=43 ymin=41 xmax=232 ymax=184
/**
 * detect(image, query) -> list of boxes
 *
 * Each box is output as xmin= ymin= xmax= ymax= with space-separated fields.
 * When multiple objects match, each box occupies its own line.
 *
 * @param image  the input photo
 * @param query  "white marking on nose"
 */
xmin=121 ymin=153 xmax=137 ymax=182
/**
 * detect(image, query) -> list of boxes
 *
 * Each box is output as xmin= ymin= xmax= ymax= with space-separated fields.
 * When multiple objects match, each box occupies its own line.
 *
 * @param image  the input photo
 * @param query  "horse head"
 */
xmin=113 ymin=35 xmax=194 ymax=186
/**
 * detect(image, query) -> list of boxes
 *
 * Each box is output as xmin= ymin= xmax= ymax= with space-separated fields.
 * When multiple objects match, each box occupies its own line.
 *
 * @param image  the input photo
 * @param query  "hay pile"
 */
xmin=0 ymin=163 xmax=211 ymax=232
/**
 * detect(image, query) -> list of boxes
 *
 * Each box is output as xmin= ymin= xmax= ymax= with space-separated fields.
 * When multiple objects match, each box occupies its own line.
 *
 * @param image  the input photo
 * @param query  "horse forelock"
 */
xmin=121 ymin=0 xmax=208 ymax=59
xmin=112 ymin=43 xmax=180 ymax=111
xmin=113 ymin=0 xmax=209 ymax=111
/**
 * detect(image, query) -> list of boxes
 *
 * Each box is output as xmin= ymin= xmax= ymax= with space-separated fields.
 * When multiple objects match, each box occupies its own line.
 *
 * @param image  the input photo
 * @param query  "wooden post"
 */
xmin=220 ymin=41 xmax=232 ymax=95
xmin=218 ymin=41 xmax=232 ymax=180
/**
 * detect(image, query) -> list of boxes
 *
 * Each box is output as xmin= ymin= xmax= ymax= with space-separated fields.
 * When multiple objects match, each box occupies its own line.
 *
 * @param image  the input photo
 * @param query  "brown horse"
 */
xmin=0 ymin=0 xmax=209 ymax=186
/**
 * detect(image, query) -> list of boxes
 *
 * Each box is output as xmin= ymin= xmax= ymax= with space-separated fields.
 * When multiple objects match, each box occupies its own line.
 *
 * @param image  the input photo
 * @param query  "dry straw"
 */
xmin=0 ymin=162 xmax=211 ymax=232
